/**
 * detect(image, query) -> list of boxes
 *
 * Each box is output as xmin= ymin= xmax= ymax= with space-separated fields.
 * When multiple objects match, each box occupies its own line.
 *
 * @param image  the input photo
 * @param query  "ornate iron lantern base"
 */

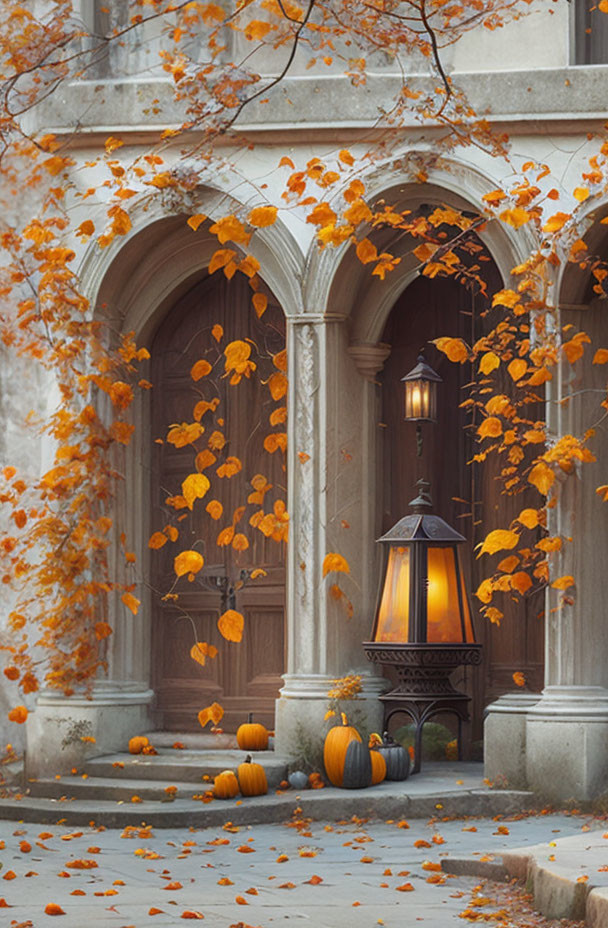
xmin=364 ymin=642 xmax=482 ymax=774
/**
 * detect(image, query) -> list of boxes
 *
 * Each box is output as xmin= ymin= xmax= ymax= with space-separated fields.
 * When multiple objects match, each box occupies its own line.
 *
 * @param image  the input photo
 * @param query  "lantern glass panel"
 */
xmin=404 ymin=378 xmax=436 ymax=421
xmin=426 ymin=546 xmax=466 ymax=643
xmin=375 ymin=545 xmax=410 ymax=642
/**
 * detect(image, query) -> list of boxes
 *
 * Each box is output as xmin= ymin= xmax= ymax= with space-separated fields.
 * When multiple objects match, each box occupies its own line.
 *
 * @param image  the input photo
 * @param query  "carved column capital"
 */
xmin=347 ymin=342 xmax=391 ymax=382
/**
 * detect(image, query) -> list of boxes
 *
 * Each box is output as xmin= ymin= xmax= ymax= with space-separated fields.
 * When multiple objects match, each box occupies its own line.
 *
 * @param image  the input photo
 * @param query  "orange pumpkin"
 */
xmin=370 ymin=749 xmax=387 ymax=785
xmin=213 ymin=770 xmax=239 ymax=799
xmin=128 ymin=736 xmax=149 ymax=755
xmin=323 ymin=717 xmax=362 ymax=787
xmin=237 ymin=755 xmax=268 ymax=796
xmin=236 ymin=713 xmax=269 ymax=751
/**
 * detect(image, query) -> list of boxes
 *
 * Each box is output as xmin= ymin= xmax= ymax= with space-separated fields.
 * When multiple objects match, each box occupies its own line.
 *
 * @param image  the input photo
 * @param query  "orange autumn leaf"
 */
xmin=264 ymin=432 xmax=287 ymax=454
xmin=182 ymin=473 xmax=210 ymax=509
xmin=511 ymin=571 xmax=532 ymax=595
xmin=252 ymin=292 xmax=268 ymax=318
xmin=396 ymin=883 xmax=415 ymax=892
xmin=209 ymin=248 xmax=237 ymax=275
xmin=174 ymin=550 xmax=204 ymax=578
xmin=593 ymin=349 xmax=608 ymax=365
xmin=206 ymin=500 xmax=223 ymax=520
xmin=8 ymin=705 xmax=27 ymax=724
xmin=507 ymin=358 xmax=527 ymax=382
xmin=498 ymin=555 xmax=520 ymax=573
xmin=119 ymin=589 xmax=140 ymax=615
xmin=187 ymin=214 xmax=206 ymax=231
xmin=148 ymin=531 xmax=168 ymax=549
xmin=218 ymin=608 xmax=244 ymax=642
xmin=190 ymin=642 xmax=218 ymax=667
xmin=248 ymin=205 xmax=278 ymax=227
xmin=190 ymin=359 xmax=212 ymax=381
xmin=167 ymin=422 xmax=204 ymax=447
xmin=232 ymin=533 xmax=249 ymax=551
xmin=518 ymin=508 xmax=540 ymax=529
xmin=528 ymin=462 xmax=555 ymax=495
xmin=198 ymin=702 xmax=224 ymax=729
xmin=433 ymin=337 xmax=468 ymax=363
xmin=217 ymin=457 xmax=242 ymax=478
xmin=513 ymin=672 xmax=526 ymax=687
xmin=94 ymin=622 xmax=112 ymax=641
xmin=478 ymin=417 xmax=502 ymax=439
xmin=45 ymin=903 xmax=66 ymax=915
xmin=181 ymin=912 xmax=205 ymax=919
xmin=542 ymin=211 xmax=570 ymax=233
xmin=356 ymin=238 xmax=377 ymax=264
xmin=217 ymin=525 xmax=235 ymax=546
xmin=479 ymin=351 xmax=500 ymax=375
xmin=196 ymin=449 xmax=217 ymax=470
xmin=322 ymin=552 xmax=350 ymax=577
xmin=477 ymin=529 xmax=519 ymax=557
xmin=499 ymin=207 xmax=530 ymax=228
xmin=268 ymin=372 xmax=287 ymax=401
xmin=209 ymin=215 xmax=250 ymax=246
xmin=552 ymin=575 xmax=575 ymax=590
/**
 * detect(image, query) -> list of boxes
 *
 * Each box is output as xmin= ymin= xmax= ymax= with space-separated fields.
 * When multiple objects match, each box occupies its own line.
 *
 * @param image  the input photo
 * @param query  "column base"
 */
xmin=25 ymin=684 xmax=154 ymax=778
xmin=525 ymin=686 xmax=608 ymax=802
xmin=484 ymin=692 xmax=541 ymax=790
xmin=274 ymin=673 xmax=388 ymax=759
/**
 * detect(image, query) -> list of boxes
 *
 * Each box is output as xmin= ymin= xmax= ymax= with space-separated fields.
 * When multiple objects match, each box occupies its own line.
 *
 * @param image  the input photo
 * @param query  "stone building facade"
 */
xmin=2 ymin=1 xmax=608 ymax=802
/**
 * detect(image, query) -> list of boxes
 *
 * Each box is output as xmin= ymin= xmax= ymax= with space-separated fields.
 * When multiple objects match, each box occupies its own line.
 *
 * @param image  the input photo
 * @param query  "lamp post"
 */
xmin=364 ymin=355 xmax=482 ymax=774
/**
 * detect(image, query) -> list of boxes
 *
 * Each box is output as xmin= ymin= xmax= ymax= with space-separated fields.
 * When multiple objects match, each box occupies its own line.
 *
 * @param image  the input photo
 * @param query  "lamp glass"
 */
xmin=426 ymin=547 xmax=469 ymax=643
xmin=375 ymin=545 xmax=410 ymax=643
xmin=404 ymin=377 xmax=436 ymax=421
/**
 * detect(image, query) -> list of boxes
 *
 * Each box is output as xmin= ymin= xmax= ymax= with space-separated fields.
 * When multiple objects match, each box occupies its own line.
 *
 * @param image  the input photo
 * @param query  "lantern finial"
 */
xmin=408 ymin=479 xmax=433 ymax=514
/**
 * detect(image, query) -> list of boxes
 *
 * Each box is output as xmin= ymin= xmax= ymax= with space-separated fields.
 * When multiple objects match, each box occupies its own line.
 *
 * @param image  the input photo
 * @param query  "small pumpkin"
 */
xmin=288 ymin=770 xmax=309 ymax=791
xmin=237 ymin=755 xmax=268 ymax=796
xmin=370 ymin=749 xmax=387 ymax=786
xmin=236 ymin=713 xmax=269 ymax=751
xmin=323 ymin=715 xmax=362 ymax=787
xmin=377 ymin=732 xmax=410 ymax=781
xmin=128 ymin=736 xmax=149 ymax=755
xmin=213 ymin=769 xmax=239 ymax=799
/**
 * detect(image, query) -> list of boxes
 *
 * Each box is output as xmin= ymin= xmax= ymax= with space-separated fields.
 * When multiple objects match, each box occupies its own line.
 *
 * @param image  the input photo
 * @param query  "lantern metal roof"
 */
xmin=401 ymin=354 xmax=443 ymax=384
xmin=377 ymin=479 xmax=466 ymax=544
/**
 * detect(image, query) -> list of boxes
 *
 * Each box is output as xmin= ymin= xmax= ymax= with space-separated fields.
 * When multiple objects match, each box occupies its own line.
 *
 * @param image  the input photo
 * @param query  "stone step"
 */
xmin=27 ymin=776 xmax=217 ymax=802
xmin=140 ymin=731 xmax=239 ymax=750
xmin=83 ymin=750 xmax=288 ymax=787
xmin=0 ymin=779 xmax=535 ymax=828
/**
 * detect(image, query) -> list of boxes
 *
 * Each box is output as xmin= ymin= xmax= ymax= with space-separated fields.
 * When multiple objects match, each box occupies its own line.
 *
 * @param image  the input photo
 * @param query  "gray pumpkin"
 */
xmin=377 ymin=733 xmax=410 ymax=781
xmin=288 ymin=770 xmax=309 ymax=790
xmin=341 ymin=739 xmax=372 ymax=789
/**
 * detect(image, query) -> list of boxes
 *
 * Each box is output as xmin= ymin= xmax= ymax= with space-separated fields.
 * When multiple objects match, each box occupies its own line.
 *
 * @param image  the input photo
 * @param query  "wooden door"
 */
xmin=380 ymin=272 xmax=544 ymax=742
xmin=150 ymin=273 xmax=286 ymax=732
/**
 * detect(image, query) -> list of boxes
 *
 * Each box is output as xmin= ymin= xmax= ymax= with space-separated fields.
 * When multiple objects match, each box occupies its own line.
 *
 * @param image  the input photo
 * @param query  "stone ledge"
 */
xmin=37 ymin=66 xmax=608 ymax=139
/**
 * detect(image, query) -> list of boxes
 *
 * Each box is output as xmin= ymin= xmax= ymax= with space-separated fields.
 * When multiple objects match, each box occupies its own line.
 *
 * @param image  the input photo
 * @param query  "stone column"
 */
xmin=524 ymin=300 xmax=608 ymax=801
xmin=274 ymin=319 xmax=390 ymax=756
xmin=484 ymin=692 xmax=540 ymax=790
xmin=26 ymin=390 xmax=155 ymax=777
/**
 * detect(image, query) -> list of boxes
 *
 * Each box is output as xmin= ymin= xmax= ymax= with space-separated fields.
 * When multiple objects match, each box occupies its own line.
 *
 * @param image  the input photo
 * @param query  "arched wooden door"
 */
xmin=381 ymin=272 xmax=544 ymax=743
xmin=150 ymin=273 xmax=286 ymax=732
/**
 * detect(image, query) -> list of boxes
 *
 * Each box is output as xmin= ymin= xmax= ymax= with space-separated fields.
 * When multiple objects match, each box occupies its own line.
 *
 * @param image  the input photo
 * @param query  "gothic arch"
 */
xmin=303 ymin=155 xmax=534 ymax=343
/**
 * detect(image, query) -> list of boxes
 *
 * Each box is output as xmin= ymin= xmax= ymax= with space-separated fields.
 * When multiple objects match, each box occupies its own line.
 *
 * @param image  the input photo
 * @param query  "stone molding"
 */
xmin=526 ymin=686 xmax=608 ymax=721
xmin=35 ymin=687 xmax=155 ymax=708
xmin=484 ymin=692 xmax=541 ymax=715
xmin=347 ymin=342 xmax=391 ymax=381
xmin=280 ymin=673 xmax=389 ymax=701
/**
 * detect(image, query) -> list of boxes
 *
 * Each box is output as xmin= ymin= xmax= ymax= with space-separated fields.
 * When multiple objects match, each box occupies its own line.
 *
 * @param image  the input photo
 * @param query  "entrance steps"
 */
xmin=0 ymin=732 xmax=291 ymax=826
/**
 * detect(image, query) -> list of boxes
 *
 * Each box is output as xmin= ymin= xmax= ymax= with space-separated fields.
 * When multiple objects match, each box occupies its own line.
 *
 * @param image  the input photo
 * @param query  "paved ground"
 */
xmin=0 ymin=809 xmax=600 ymax=927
